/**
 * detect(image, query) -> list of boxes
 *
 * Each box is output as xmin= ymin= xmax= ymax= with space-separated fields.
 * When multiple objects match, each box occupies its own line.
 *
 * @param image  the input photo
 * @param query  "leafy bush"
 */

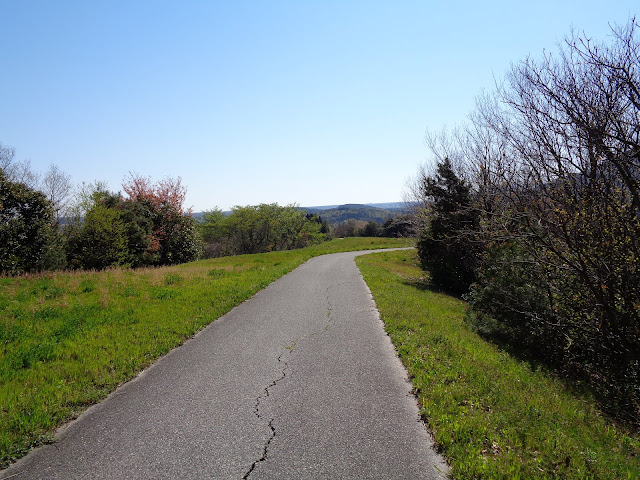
xmin=66 ymin=203 xmax=129 ymax=269
xmin=198 ymin=204 xmax=328 ymax=257
xmin=65 ymin=175 xmax=201 ymax=270
xmin=382 ymin=214 xmax=418 ymax=238
xmin=465 ymin=241 xmax=564 ymax=365
xmin=359 ymin=220 xmax=382 ymax=237
xmin=0 ymin=170 xmax=63 ymax=274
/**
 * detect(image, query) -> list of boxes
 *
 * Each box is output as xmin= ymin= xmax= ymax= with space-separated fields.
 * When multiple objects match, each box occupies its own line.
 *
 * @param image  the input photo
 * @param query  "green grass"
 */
xmin=356 ymin=249 xmax=640 ymax=479
xmin=0 ymin=237 xmax=411 ymax=468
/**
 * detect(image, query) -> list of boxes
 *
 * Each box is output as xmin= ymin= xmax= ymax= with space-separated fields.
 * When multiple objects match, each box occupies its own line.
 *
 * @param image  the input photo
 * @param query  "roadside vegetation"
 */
xmin=197 ymin=204 xmax=418 ymax=258
xmin=331 ymin=214 xmax=418 ymax=239
xmin=1 ymin=167 xmax=202 ymax=274
xmin=411 ymin=18 xmax=640 ymax=427
xmin=4 ymin=13 xmax=638 ymax=478
xmin=358 ymin=249 xmax=640 ymax=479
xmin=198 ymin=204 xmax=330 ymax=258
xmin=0 ymin=237 xmax=410 ymax=469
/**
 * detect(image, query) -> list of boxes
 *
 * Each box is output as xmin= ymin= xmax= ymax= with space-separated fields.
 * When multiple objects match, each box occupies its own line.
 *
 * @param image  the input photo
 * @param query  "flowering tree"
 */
xmin=66 ymin=175 xmax=201 ymax=269
xmin=121 ymin=173 xmax=200 ymax=266
xmin=122 ymin=174 xmax=191 ymax=216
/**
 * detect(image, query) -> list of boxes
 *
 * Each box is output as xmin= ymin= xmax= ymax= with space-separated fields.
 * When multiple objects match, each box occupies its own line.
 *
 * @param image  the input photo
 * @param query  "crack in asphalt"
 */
xmin=325 ymin=284 xmax=334 ymax=326
xmin=320 ymin=282 xmax=343 ymax=333
xmin=242 ymin=345 xmax=292 ymax=479
xmin=318 ymin=280 xmax=360 ymax=333
xmin=305 ymin=284 xmax=337 ymax=341
xmin=243 ymin=282 xmax=348 ymax=478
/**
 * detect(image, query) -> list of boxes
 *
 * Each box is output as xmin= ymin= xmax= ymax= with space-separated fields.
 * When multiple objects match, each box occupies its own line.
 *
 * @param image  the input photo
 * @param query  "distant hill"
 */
xmin=302 ymin=203 xmax=400 ymax=225
xmin=303 ymin=202 xmax=406 ymax=212
xmin=364 ymin=202 xmax=408 ymax=211
xmin=193 ymin=202 xmax=410 ymax=225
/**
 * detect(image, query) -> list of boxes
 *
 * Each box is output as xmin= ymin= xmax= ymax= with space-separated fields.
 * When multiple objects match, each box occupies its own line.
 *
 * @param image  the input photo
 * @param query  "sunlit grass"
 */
xmin=357 ymin=249 xmax=640 ymax=480
xmin=0 ymin=237 xmax=412 ymax=468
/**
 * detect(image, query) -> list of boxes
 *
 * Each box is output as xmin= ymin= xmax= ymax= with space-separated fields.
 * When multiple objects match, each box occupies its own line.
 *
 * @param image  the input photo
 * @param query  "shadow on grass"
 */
xmin=401 ymin=275 xmax=639 ymax=434
xmin=471 ymin=326 xmax=639 ymax=432
xmin=402 ymin=277 xmax=467 ymax=300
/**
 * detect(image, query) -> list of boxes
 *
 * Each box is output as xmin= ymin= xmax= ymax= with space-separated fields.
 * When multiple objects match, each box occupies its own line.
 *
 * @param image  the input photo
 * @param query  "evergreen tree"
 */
xmin=417 ymin=158 xmax=479 ymax=293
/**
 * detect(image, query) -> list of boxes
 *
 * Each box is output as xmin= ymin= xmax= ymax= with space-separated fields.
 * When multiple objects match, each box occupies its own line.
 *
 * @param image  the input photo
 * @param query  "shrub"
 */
xmin=0 ymin=170 xmax=63 ymax=274
xmin=199 ymin=204 xmax=327 ymax=257
xmin=66 ymin=203 xmax=129 ymax=270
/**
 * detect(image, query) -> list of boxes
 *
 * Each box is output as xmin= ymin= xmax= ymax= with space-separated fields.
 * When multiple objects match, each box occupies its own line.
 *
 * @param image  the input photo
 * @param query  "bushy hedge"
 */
xmin=199 ymin=204 xmax=328 ymax=257
xmin=65 ymin=178 xmax=202 ymax=270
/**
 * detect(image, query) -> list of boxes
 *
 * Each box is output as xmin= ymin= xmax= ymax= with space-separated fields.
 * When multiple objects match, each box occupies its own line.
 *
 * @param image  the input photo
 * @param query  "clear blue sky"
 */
xmin=1 ymin=1 xmax=637 ymax=211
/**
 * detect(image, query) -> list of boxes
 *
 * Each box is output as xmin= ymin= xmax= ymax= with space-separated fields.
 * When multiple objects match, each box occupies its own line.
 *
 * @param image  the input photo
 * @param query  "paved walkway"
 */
xmin=1 ymin=250 xmax=448 ymax=479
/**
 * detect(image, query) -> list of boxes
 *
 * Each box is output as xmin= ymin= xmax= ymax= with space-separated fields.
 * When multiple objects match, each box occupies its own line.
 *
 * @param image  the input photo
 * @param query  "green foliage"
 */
xmin=358 ymin=250 xmax=640 ymax=479
xmin=158 ymin=213 xmax=201 ymax=265
xmin=305 ymin=212 xmax=331 ymax=236
xmin=333 ymin=216 xmax=417 ymax=239
xmin=118 ymin=196 xmax=160 ymax=266
xmin=416 ymin=158 xmax=479 ymax=294
xmin=198 ymin=208 xmax=232 ymax=258
xmin=0 ymin=170 xmax=63 ymax=275
xmin=66 ymin=203 xmax=129 ymax=270
xmin=198 ymin=203 xmax=328 ymax=257
xmin=360 ymin=220 xmax=382 ymax=237
xmin=199 ymin=208 xmax=228 ymax=242
xmin=465 ymin=242 xmax=565 ymax=364
xmin=65 ymin=178 xmax=202 ymax=270
xmin=468 ymin=191 xmax=640 ymax=422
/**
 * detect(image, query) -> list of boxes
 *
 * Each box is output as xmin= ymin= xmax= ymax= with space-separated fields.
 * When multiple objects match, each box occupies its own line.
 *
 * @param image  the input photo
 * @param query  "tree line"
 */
xmin=0 ymin=159 xmax=338 ymax=273
xmin=412 ymin=18 xmax=640 ymax=426
xmin=198 ymin=204 xmax=330 ymax=258
xmin=330 ymin=216 xmax=418 ymax=238
xmin=1 ymin=155 xmax=202 ymax=273
xmin=4 ymin=148 xmax=411 ymax=273
xmin=197 ymin=207 xmax=419 ymax=258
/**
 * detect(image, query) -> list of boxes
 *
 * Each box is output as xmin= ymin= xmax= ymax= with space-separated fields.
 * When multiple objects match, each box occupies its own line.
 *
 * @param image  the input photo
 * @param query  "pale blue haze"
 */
xmin=1 ymin=1 xmax=637 ymax=210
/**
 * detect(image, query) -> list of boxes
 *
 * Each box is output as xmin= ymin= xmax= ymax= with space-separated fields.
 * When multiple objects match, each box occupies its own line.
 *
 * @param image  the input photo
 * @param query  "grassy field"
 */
xmin=0 ymin=237 xmax=411 ymax=468
xmin=357 ymin=249 xmax=640 ymax=479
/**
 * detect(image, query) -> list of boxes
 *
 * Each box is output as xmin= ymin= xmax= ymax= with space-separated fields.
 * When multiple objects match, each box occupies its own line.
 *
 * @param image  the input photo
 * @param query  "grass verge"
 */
xmin=0 ymin=237 xmax=411 ymax=468
xmin=357 ymin=249 xmax=640 ymax=479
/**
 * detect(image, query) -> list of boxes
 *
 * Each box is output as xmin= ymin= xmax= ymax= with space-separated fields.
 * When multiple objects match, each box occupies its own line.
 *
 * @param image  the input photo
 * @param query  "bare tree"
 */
xmin=41 ymin=164 xmax=73 ymax=222
xmin=0 ymin=142 xmax=15 ymax=171
xmin=462 ymin=17 xmax=640 ymax=423
xmin=0 ymin=143 xmax=39 ymax=189
xmin=67 ymin=180 xmax=111 ymax=222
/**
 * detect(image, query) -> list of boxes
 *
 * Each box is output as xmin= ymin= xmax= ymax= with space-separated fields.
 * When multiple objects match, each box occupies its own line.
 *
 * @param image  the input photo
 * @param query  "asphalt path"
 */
xmin=2 ymin=250 xmax=448 ymax=479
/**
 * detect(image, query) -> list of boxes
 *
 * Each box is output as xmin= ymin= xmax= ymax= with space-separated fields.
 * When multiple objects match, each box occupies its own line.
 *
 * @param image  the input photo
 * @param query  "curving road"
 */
xmin=1 ymin=250 xmax=448 ymax=479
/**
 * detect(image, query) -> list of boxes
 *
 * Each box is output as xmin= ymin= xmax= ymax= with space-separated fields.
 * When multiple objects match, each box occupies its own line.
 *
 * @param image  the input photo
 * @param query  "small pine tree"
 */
xmin=417 ymin=158 xmax=479 ymax=293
